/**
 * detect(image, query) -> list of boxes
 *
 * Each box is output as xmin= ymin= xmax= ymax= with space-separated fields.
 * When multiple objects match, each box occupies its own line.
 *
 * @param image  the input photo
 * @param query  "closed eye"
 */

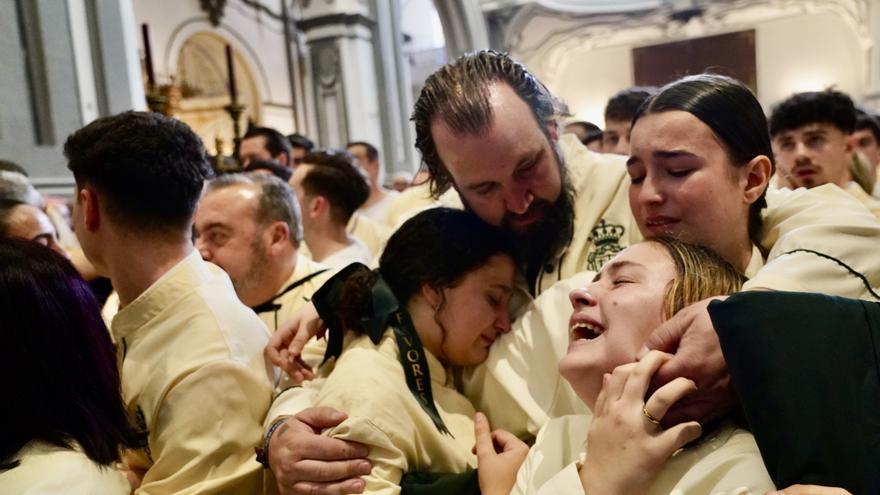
xmin=668 ymin=169 xmax=693 ymax=178
xmin=474 ymin=183 xmax=498 ymax=196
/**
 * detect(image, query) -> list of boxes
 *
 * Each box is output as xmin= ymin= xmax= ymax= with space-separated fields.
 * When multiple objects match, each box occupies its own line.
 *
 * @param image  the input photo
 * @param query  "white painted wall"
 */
xmin=756 ymin=13 xmax=863 ymax=107
xmin=527 ymin=11 xmax=869 ymax=127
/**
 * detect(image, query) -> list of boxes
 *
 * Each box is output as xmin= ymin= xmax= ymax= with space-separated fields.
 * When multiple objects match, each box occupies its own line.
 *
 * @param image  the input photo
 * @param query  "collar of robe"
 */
xmin=250 ymin=268 xmax=329 ymax=314
xmin=313 ymin=262 xmax=452 ymax=435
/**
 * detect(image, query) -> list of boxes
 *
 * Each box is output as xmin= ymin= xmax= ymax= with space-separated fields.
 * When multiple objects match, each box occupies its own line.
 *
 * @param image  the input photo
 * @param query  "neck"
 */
xmin=305 ymin=223 xmax=354 ymax=262
xmin=108 ymin=234 xmax=194 ymax=307
xmin=407 ymin=296 xmax=446 ymax=365
xmin=715 ymin=233 xmax=754 ymax=274
xmin=243 ymin=249 xmax=297 ymax=307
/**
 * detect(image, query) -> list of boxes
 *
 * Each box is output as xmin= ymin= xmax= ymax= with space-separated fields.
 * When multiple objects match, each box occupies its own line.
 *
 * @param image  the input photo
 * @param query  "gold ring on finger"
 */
xmin=642 ymin=405 xmax=662 ymax=426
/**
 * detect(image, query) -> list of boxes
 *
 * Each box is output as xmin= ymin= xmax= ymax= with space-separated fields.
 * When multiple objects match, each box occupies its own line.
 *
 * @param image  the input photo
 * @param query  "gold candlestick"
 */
xmin=224 ymin=102 xmax=246 ymax=163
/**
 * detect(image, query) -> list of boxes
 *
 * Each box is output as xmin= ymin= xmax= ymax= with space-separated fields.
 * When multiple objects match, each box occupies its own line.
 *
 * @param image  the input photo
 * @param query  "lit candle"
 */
xmin=141 ymin=23 xmax=156 ymax=92
xmin=225 ymin=44 xmax=238 ymax=102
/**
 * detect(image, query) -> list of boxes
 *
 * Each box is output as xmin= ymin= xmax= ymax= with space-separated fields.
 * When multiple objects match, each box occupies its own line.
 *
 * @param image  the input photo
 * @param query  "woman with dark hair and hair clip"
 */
xmin=281 ymin=207 xmax=515 ymax=493
xmin=476 ymin=238 xmax=774 ymax=494
xmin=0 ymin=238 xmax=140 ymax=493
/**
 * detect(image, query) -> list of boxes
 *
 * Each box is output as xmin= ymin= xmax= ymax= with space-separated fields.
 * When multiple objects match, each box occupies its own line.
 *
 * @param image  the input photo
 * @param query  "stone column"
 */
xmin=299 ymin=0 xmax=382 ymax=150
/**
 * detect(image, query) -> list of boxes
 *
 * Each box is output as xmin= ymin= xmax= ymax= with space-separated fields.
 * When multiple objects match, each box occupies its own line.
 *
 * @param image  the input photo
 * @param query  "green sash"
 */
xmin=313 ymin=263 xmax=451 ymax=435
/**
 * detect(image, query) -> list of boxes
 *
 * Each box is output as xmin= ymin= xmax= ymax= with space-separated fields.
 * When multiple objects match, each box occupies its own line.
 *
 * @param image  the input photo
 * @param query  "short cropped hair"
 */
xmin=412 ymin=50 xmax=561 ymax=198
xmin=243 ymin=126 xmax=292 ymax=163
xmin=300 ymin=150 xmax=370 ymax=225
xmin=604 ymin=86 xmax=657 ymax=122
xmin=244 ymin=159 xmax=293 ymax=182
xmin=205 ymin=173 xmax=303 ymax=246
xmin=288 ymin=133 xmax=314 ymax=152
xmin=855 ymin=109 xmax=880 ymax=142
xmin=347 ymin=141 xmax=379 ymax=162
xmin=64 ymin=111 xmax=211 ymax=233
xmin=768 ymin=89 xmax=856 ymax=137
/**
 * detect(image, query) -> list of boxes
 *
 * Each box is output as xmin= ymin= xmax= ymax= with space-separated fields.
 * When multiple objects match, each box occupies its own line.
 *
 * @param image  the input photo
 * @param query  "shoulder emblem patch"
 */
xmin=587 ymin=219 xmax=625 ymax=271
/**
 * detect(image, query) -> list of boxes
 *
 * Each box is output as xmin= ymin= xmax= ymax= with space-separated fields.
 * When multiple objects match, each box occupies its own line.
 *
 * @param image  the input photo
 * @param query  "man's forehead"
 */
xmin=201 ymin=185 xmax=258 ymax=213
xmin=780 ymin=122 xmax=842 ymax=137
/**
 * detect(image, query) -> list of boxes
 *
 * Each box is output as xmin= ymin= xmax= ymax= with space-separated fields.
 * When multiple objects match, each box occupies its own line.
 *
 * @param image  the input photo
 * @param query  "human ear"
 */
xmin=80 ymin=188 xmax=101 ymax=231
xmin=742 ymin=155 xmax=772 ymax=204
xmin=546 ymin=120 xmax=559 ymax=142
xmin=420 ymin=283 xmax=444 ymax=312
xmin=267 ymin=221 xmax=290 ymax=252
xmin=277 ymin=153 xmax=289 ymax=168
xmin=844 ymin=135 xmax=854 ymax=155
xmin=307 ymin=196 xmax=323 ymax=219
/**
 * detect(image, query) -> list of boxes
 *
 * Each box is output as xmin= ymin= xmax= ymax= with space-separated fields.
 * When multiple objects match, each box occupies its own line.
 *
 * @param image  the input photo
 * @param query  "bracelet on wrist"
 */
xmin=255 ymin=416 xmax=289 ymax=469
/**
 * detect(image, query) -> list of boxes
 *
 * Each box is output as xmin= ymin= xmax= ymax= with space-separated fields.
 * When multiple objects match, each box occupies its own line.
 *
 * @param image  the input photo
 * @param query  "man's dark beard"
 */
xmin=459 ymin=176 xmax=575 ymax=295
xmin=504 ymin=182 xmax=575 ymax=294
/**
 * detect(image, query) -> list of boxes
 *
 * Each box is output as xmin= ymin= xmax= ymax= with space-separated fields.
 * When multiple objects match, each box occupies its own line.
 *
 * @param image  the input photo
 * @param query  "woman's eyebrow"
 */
xmin=593 ymin=260 xmax=645 ymax=282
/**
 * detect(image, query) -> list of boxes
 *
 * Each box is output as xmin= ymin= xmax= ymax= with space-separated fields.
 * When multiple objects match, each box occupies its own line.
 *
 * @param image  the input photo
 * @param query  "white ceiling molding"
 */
xmin=497 ymin=0 xmax=871 ymax=89
xmin=481 ymin=0 xmax=662 ymax=14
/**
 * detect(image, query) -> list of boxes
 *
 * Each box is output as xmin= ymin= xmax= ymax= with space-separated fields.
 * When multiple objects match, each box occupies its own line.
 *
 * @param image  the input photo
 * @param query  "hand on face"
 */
xmin=640 ymin=296 xmax=736 ymax=427
xmin=579 ymin=351 xmax=702 ymax=495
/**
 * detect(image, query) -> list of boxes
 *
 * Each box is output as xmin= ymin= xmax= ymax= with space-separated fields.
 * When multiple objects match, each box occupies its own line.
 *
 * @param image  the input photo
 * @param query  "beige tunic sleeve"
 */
xmin=135 ymin=361 xmax=270 ymax=495
xmin=749 ymin=184 xmax=880 ymax=299
xmin=322 ymin=417 xmax=408 ymax=495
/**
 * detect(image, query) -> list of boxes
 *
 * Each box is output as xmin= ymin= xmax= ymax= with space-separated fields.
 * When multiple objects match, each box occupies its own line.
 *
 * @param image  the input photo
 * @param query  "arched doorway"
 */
xmin=172 ymin=32 xmax=261 ymax=156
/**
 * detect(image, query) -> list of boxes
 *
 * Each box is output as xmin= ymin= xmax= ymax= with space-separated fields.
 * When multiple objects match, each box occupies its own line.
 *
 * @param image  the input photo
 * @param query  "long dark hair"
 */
xmin=335 ymin=208 xmax=515 ymax=329
xmin=0 ymin=238 xmax=140 ymax=469
xmin=632 ymin=74 xmax=775 ymax=247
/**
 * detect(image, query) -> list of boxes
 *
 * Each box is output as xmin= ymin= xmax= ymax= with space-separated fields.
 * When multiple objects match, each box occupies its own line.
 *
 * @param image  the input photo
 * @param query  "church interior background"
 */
xmin=2 ymin=0 xmax=879 ymax=196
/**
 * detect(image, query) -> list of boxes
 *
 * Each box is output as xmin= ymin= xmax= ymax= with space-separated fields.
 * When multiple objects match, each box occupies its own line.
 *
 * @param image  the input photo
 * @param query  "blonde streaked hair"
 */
xmin=648 ymin=237 xmax=747 ymax=319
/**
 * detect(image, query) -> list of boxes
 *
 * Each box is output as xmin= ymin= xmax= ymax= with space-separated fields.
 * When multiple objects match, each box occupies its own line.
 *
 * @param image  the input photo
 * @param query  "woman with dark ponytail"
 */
xmin=303 ymin=207 xmax=516 ymax=493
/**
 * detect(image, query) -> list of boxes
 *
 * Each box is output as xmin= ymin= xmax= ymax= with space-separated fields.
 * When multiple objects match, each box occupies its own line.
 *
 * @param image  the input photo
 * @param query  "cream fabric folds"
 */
xmin=747 ymin=183 xmax=880 ymax=298
xmin=845 ymin=182 xmax=880 ymax=218
xmin=315 ymin=333 xmax=478 ymax=495
xmin=360 ymin=190 xmax=400 ymax=223
xmin=111 ymin=251 xmax=273 ymax=495
xmin=347 ymin=211 xmax=392 ymax=259
xmin=513 ymin=416 xmax=774 ymax=495
xmin=0 ymin=441 xmax=130 ymax=495
xmin=320 ymin=238 xmax=373 ymax=272
xmin=384 ymin=183 xmax=438 ymax=229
